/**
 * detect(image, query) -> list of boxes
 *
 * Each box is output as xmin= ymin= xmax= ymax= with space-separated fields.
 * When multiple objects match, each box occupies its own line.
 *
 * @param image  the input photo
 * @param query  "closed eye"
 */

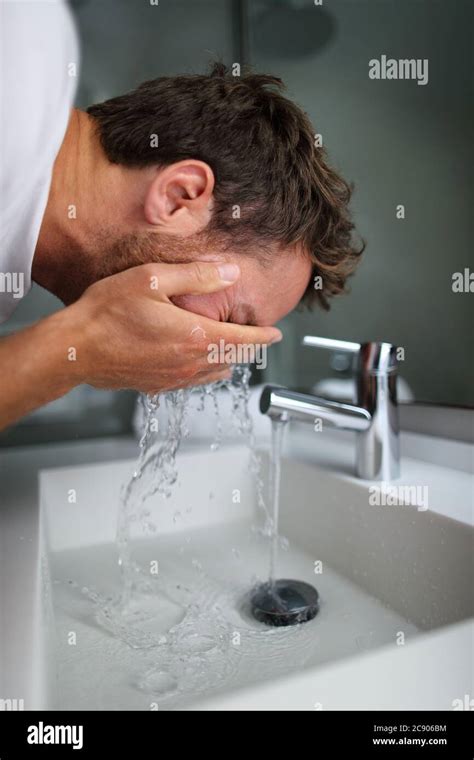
xmin=228 ymin=303 xmax=259 ymax=326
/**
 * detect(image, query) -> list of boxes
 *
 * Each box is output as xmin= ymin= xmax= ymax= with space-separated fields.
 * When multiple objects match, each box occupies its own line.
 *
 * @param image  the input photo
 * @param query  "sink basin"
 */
xmin=31 ymin=430 xmax=473 ymax=710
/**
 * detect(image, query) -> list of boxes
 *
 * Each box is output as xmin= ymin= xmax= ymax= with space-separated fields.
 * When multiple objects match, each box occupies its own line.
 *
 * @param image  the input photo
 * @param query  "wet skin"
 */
xmin=173 ymin=249 xmax=313 ymax=327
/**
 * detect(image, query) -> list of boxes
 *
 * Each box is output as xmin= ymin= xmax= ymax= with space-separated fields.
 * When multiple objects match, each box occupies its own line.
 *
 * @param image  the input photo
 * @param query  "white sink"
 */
xmin=28 ymin=428 xmax=473 ymax=711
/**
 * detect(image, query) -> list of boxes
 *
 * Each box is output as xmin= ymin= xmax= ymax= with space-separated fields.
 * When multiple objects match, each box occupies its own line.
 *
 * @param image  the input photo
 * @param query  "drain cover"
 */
xmin=250 ymin=579 xmax=320 ymax=627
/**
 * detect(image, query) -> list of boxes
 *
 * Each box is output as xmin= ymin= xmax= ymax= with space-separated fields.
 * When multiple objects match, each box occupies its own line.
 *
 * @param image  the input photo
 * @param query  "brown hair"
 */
xmin=88 ymin=62 xmax=364 ymax=309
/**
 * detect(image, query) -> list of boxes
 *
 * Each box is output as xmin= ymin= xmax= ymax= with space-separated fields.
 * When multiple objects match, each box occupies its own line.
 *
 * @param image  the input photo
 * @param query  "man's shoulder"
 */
xmin=0 ymin=0 xmax=79 ymax=212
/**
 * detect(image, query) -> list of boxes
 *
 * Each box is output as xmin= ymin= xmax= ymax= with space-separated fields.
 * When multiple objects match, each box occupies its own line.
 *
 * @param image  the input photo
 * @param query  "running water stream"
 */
xmin=268 ymin=418 xmax=288 ymax=583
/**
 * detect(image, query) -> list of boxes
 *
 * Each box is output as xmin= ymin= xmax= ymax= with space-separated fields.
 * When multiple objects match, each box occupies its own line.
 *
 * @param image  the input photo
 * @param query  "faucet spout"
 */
xmin=259 ymin=386 xmax=371 ymax=432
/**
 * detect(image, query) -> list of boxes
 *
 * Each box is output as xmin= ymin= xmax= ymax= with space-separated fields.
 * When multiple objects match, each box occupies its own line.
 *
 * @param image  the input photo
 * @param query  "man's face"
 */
xmin=173 ymin=246 xmax=313 ymax=326
xmin=96 ymin=230 xmax=313 ymax=327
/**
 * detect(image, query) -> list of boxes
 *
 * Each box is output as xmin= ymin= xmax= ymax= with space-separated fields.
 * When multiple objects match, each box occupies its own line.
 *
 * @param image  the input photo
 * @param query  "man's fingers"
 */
xmin=144 ymin=261 xmax=241 ymax=298
xmin=124 ymin=262 xmax=283 ymax=343
xmin=195 ymin=367 xmax=233 ymax=384
xmin=204 ymin=319 xmax=283 ymax=346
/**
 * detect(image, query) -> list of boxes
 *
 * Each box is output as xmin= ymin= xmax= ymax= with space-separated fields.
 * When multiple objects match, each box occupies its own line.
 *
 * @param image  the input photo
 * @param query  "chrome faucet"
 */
xmin=260 ymin=336 xmax=400 ymax=481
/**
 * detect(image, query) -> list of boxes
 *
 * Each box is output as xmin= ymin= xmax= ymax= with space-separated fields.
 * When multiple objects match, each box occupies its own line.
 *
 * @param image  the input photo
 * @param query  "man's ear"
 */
xmin=143 ymin=160 xmax=214 ymax=236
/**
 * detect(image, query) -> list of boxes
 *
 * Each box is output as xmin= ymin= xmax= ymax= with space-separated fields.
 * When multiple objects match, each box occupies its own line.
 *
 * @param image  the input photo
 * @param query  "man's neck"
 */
xmin=32 ymin=109 xmax=130 ymax=304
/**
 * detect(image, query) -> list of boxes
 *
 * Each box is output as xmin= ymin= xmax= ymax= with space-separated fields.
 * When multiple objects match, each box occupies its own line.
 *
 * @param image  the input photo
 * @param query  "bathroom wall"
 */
xmin=249 ymin=0 xmax=472 ymax=406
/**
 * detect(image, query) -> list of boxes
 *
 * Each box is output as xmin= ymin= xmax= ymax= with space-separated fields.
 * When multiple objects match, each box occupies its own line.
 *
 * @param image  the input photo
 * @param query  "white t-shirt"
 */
xmin=0 ymin=0 xmax=79 ymax=323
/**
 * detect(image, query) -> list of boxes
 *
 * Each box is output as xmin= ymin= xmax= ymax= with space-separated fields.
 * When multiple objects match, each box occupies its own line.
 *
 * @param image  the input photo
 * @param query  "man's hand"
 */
xmin=0 ymin=262 xmax=282 ymax=430
xmin=71 ymin=261 xmax=281 ymax=392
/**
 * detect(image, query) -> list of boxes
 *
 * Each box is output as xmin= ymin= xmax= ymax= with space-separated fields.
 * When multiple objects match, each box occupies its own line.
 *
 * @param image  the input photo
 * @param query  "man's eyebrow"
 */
xmin=229 ymin=303 xmax=259 ymax=326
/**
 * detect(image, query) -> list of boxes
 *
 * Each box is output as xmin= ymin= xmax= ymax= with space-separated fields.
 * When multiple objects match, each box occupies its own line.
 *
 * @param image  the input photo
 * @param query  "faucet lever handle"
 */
xmin=302 ymin=335 xmax=398 ymax=375
xmin=302 ymin=336 xmax=361 ymax=353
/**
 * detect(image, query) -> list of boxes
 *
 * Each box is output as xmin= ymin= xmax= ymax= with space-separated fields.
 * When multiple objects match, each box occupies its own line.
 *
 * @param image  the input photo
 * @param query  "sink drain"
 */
xmin=249 ymin=579 xmax=320 ymax=627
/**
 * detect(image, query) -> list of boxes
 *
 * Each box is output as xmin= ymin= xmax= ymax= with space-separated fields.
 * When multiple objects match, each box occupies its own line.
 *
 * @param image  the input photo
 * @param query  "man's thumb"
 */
xmin=158 ymin=261 xmax=240 ymax=297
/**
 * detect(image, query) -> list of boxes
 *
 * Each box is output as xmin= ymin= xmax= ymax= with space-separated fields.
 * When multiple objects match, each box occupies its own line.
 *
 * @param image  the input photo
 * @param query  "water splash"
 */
xmin=85 ymin=365 xmax=275 ymax=653
xmin=116 ymin=390 xmax=190 ymax=604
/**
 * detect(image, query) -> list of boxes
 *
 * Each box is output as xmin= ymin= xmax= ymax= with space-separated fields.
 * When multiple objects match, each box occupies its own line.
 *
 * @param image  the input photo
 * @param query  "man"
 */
xmin=0 ymin=0 xmax=362 ymax=431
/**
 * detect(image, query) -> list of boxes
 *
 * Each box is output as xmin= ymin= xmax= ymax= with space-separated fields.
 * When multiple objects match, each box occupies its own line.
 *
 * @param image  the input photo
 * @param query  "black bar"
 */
xmin=0 ymin=710 xmax=472 ymax=757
